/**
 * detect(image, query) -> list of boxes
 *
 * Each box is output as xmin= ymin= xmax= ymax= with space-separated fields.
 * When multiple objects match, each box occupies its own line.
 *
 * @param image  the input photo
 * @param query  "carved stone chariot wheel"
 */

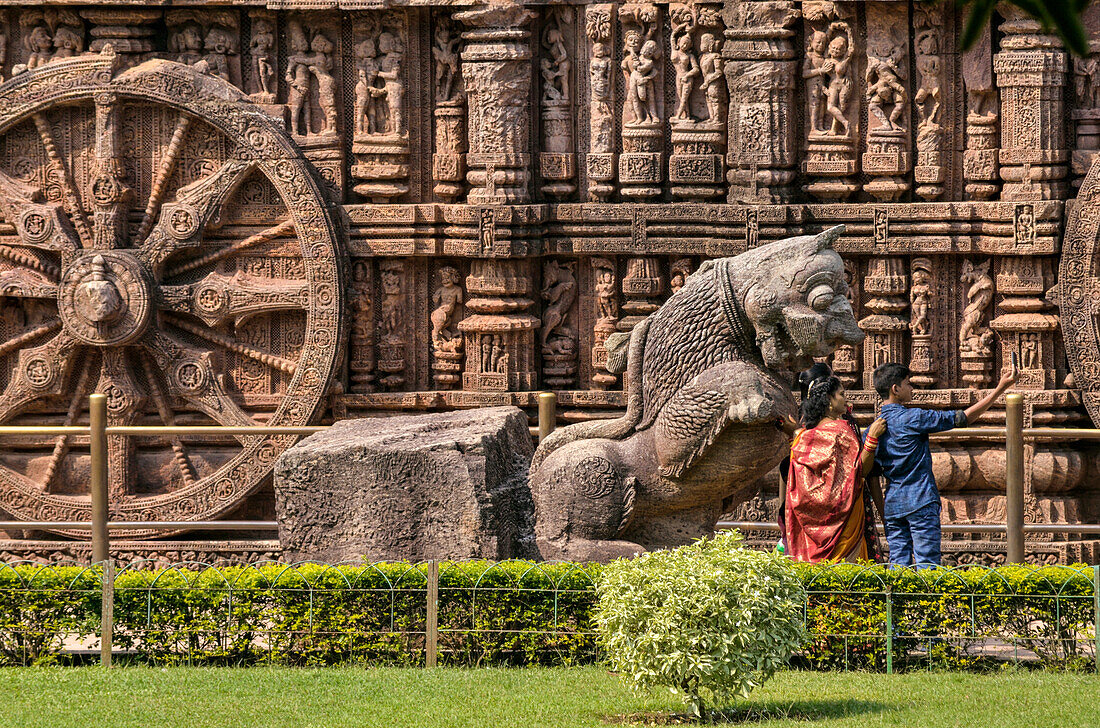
xmin=0 ymin=52 xmax=343 ymax=537
xmin=1062 ymin=159 xmax=1100 ymax=427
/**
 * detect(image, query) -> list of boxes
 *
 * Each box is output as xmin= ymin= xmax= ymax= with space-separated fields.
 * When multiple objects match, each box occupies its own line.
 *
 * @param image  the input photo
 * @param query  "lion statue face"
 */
xmin=734 ymin=226 xmax=864 ymax=371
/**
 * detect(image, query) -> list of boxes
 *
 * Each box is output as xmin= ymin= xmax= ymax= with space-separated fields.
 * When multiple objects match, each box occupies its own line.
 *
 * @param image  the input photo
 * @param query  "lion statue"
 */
xmin=530 ymin=225 xmax=864 ymax=562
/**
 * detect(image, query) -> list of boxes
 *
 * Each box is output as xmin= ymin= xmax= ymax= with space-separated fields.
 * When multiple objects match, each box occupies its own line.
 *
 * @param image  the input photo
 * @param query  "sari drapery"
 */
xmin=784 ymin=418 xmax=867 ymax=563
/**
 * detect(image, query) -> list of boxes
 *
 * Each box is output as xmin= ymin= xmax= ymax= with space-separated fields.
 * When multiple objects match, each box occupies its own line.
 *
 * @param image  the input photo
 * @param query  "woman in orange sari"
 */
xmin=782 ymin=375 xmax=886 ymax=563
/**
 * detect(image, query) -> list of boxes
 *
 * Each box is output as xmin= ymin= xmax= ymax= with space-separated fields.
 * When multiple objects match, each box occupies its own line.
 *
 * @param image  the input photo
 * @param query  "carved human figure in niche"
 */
xmin=433 ymin=18 xmax=461 ymax=104
xmin=380 ymin=266 xmax=404 ymax=342
xmin=540 ymin=260 xmax=577 ymax=352
xmin=377 ymin=32 xmax=405 ymax=136
xmin=1017 ymin=206 xmax=1035 ymax=243
xmin=481 ymin=335 xmax=492 ymax=373
xmin=52 ymin=26 xmax=83 ymax=59
xmin=909 ymin=265 xmax=932 ymax=336
xmin=867 ymin=58 xmax=906 ymax=132
xmin=590 ymin=41 xmax=612 ymax=104
xmin=595 ymin=265 xmax=618 ymax=320
xmin=541 ymin=21 xmax=570 ymax=103
xmin=250 ymin=18 xmax=276 ymax=100
xmin=286 ymin=23 xmax=313 ymax=136
xmin=171 ymin=22 xmax=204 ymax=66
xmin=354 ymin=38 xmax=380 ymax=135
xmin=803 ymin=30 xmax=829 ymax=133
xmin=623 ymin=31 xmax=658 ymax=126
xmin=670 ymin=29 xmax=699 ymax=121
xmin=203 ymin=27 xmax=234 ymax=83
xmin=1020 ymin=334 xmax=1039 ymax=369
xmin=25 ymin=25 xmax=53 ymax=69
xmin=1074 ymin=53 xmax=1100 ymax=109
xmin=430 ymin=267 xmax=464 ymax=352
xmin=915 ymin=31 xmax=942 ymax=126
xmin=821 ymin=25 xmax=853 ymax=136
xmin=699 ymin=33 xmax=723 ymax=123
xmin=959 ymin=259 xmax=994 ymax=355
xmin=309 ymin=34 xmax=339 ymax=136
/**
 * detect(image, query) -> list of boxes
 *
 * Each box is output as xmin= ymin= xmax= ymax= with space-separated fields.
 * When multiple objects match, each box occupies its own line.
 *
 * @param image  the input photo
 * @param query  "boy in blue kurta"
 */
xmin=870 ymin=362 xmax=1017 ymax=566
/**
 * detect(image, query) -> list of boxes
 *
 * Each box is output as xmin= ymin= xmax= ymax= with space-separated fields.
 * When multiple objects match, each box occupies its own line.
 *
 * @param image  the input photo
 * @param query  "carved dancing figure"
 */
xmin=250 ymin=18 xmax=276 ymax=99
xmin=286 ymin=23 xmax=313 ymax=136
xmin=540 ymin=261 xmax=577 ymax=350
xmin=802 ymin=30 xmax=829 ymax=133
xmin=433 ymin=19 xmax=461 ymax=103
xmin=1075 ymin=53 xmax=1100 ymax=109
xmin=595 ymin=266 xmax=618 ymax=320
xmin=822 ymin=24 xmax=853 ymax=136
xmin=1021 ymin=335 xmax=1039 ymax=370
xmin=380 ymin=267 xmax=404 ymax=342
xmin=590 ymin=42 xmax=612 ymax=104
xmin=541 ymin=22 xmax=570 ymax=102
xmin=671 ymin=30 xmax=699 ymax=121
xmin=914 ymin=31 xmax=942 ymax=126
xmin=909 ymin=267 xmax=931 ymax=336
xmin=430 ymin=267 xmax=464 ymax=351
xmin=25 ymin=25 xmax=53 ymax=69
xmin=309 ymin=34 xmax=339 ymax=136
xmin=354 ymin=39 xmax=379 ymax=135
xmin=699 ymin=33 xmax=723 ymax=123
xmin=959 ymin=259 xmax=993 ymax=354
xmin=867 ymin=58 xmax=906 ymax=132
xmin=623 ymin=31 xmax=657 ymax=126
xmin=377 ymin=32 xmax=405 ymax=136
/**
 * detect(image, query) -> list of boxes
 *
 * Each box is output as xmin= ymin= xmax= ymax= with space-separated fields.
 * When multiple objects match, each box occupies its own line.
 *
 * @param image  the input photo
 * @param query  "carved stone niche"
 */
xmin=862 ymin=3 xmax=910 ymax=202
xmin=247 ymin=10 xmax=279 ymax=106
xmin=349 ymin=259 xmax=376 ymax=394
xmin=431 ymin=262 xmax=466 ymax=390
xmin=285 ymin=15 xmax=345 ymax=200
xmin=432 ymin=11 xmax=467 ymax=202
xmin=962 ymin=19 xmax=1000 ymax=200
xmin=590 ymin=256 xmax=620 ymax=389
xmin=991 ymin=256 xmax=1059 ymax=389
xmin=959 ymin=259 xmax=996 ymax=389
xmin=351 ymin=11 xmax=411 ymax=203
xmin=859 ymin=257 xmax=908 ymax=390
xmin=585 ymin=4 xmax=617 ymax=202
xmin=618 ymin=3 xmax=664 ymax=200
xmin=459 ymin=260 xmax=540 ymax=392
xmin=165 ymin=10 xmax=242 ymax=90
xmin=1071 ymin=4 xmax=1100 ymax=192
xmin=539 ymin=7 xmax=577 ymax=200
xmin=801 ymin=1 xmax=860 ymax=201
xmin=667 ymin=2 xmax=726 ymax=201
xmin=377 ymin=259 xmax=408 ymax=390
xmin=13 ymin=8 xmax=85 ymax=76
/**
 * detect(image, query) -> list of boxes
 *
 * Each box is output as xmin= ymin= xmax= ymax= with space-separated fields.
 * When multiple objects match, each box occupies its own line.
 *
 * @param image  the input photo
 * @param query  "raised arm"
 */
xmin=962 ymin=364 xmax=1018 ymax=425
xmin=860 ymin=417 xmax=886 ymax=477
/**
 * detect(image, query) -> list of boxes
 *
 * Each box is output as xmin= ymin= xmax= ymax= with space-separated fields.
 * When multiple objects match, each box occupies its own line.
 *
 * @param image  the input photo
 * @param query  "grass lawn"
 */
xmin=0 ymin=666 xmax=1097 ymax=728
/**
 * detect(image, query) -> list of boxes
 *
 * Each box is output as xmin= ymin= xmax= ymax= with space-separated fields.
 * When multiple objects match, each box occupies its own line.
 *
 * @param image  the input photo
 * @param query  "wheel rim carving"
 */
xmin=0 ymin=52 xmax=343 ymax=537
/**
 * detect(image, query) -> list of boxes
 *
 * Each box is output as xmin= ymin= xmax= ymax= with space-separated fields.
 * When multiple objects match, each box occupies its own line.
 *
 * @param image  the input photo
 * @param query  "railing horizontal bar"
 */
xmin=0 ymin=521 xmax=279 ymax=531
xmin=0 ymin=426 xmax=90 ymax=435
xmin=1023 ymin=428 xmax=1100 ymax=440
xmin=717 ymin=521 xmax=1100 ymax=535
xmin=108 ymin=426 xmax=326 ymax=436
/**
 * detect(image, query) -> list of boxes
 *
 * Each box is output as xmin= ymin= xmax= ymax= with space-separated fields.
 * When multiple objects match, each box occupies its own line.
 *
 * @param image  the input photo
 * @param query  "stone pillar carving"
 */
xmin=286 ymin=16 xmax=345 ymax=200
xmin=378 ymin=260 xmax=407 ymax=390
xmin=913 ymin=4 xmax=947 ymax=201
xmin=539 ymin=7 xmax=576 ymax=200
xmin=81 ymin=9 xmax=157 ymax=70
xmin=862 ymin=3 xmax=910 ymax=202
xmin=1072 ymin=6 xmax=1100 ymax=192
xmin=832 ymin=258 xmax=860 ymax=389
xmin=456 ymin=2 xmax=536 ymax=205
xmin=724 ymin=1 xmax=799 ymax=204
xmin=995 ymin=7 xmax=1069 ymax=201
xmin=431 ymin=264 xmax=465 ymax=390
xmin=619 ymin=3 xmax=664 ymax=200
xmin=959 ymin=259 xmax=995 ymax=389
xmin=351 ymin=11 xmax=411 ymax=203
xmin=432 ymin=11 xmax=467 ymax=202
xmin=668 ymin=2 xmax=725 ymax=201
xmin=859 ymin=257 xmax=908 ymax=390
xmin=962 ymin=21 xmax=999 ymax=200
xmin=349 ymin=260 xmax=375 ymax=394
xmin=801 ymin=1 xmax=859 ymax=201
xmin=618 ymin=257 xmax=663 ymax=335
xmin=585 ymin=4 xmax=617 ymax=202
xmin=908 ymin=258 xmax=936 ymax=388
xmin=540 ymin=259 xmax=578 ymax=387
xmin=459 ymin=260 xmax=540 ymax=391
xmin=591 ymin=257 xmax=620 ymax=389
xmin=990 ymin=257 xmax=1059 ymax=389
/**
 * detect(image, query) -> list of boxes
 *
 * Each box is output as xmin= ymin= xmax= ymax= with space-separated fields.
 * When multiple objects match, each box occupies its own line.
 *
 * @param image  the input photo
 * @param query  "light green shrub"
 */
xmin=594 ymin=531 xmax=806 ymax=717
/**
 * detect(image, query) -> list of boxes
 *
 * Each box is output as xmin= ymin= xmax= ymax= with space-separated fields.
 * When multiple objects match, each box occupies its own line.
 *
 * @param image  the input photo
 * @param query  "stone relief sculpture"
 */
xmin=585 ymin=4 xmax=616 ymax=202
xmin=960 ymin=259 xmax=995 ymax=389
xmin=432 ymin=12 xmax=466 ymax=202
xmin=618 ymin=3 xmax=662 ymax=200
xmin=248 ymin=14 xmax=277 ymax=103
xmin=540 ymin=7 xmax=576 ymax=198
xmin=802 ymin=1 xmax=858 ymax=200
xmin=431 ymin=266 xmax=464 ymax=389
xmin=530 ymin=227 xmax=863 ymax=561
xmin=541 ymin=260 xmax=578 ymax=387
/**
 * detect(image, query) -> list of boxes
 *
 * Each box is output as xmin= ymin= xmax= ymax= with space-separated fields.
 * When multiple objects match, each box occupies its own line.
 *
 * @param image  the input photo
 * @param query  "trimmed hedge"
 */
xmin=0 ymin=560 xmax=1094 ymax=669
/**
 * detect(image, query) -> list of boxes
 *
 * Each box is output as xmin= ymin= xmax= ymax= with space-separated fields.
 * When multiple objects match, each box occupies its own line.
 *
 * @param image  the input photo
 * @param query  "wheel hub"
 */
xmin=59 ymin=252 xmax=153 ymax=346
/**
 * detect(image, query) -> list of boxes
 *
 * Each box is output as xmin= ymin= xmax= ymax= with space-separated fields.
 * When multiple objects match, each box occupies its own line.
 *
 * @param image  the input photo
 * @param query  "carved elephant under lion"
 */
xmin=529 ymin=225 xmax=864 ymax=562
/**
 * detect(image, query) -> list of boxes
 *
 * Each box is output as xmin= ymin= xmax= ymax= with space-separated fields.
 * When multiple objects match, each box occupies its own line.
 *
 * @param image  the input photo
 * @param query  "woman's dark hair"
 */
xmin=797 ymin=362 xmax=834 ymax=399
xmin=801 ymin=375 xmax=842 ymax=429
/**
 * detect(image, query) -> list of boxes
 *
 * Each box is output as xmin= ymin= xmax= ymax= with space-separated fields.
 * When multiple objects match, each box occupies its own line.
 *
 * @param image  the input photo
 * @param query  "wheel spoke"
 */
xmin=0 ymin=320 xmax=62 ymax=362
xmin=0 ymin=331 xmax=77 ymax=425
xmin=160 ymin=270 xmax=309 ymax=328
xmin=89 ymin=94 xmax=133 ymax=251
xmin=138 ymin=158 xmax=258 ymax=277
xmin=165 ymin=313 xmax=298 ymax=375
xmin=142 ymin=329 xmax=259 ymax=435
xmin=136 ymin=113 xmax=192 ymax=245
xmin=139 ymin=353 xmax=197 ymax=487
xmin=0 ymin=168 xmax=81 ymax=265
xmin=164 ymin=218 xmax=296 ymax=279
xmin=40 ymin=359 xmax=92 ymax=491
xmin=0 ymin=244 xmax=61 ymax=279
xmin=31 ymin=113 xmax=93 ymax=248
xmin=95 ymin=349 xmax=147 ymax=500
xmin=0 ymin=269 xmax=57 ymax=300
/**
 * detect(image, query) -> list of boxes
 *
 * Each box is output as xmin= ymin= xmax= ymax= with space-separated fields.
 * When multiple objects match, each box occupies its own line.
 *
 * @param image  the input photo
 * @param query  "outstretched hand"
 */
xmin=867 ymin=417 xmax=887 ymax=439
xmin=997 ymin=362 xmax=1019 ymax=390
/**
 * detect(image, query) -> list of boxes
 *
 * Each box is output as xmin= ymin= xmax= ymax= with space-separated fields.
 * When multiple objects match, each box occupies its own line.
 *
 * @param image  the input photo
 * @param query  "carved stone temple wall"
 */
xmin=0 ymin=0 xmax=1100 ymax=565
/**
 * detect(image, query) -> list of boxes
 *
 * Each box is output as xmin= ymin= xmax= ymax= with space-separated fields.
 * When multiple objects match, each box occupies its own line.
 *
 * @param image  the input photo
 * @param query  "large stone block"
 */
xmin=274 ymin=407 xmax=536 ymax=562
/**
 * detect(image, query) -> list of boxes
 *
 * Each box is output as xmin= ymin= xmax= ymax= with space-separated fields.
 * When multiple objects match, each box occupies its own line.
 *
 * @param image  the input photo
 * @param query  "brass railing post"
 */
xmin=89 ymin=393 xmax=109 ymax=564
xmin=538 ymin=391 xmax=557 ymax=444
xmin=425 ymin=560 xmax=439 ymax=668
xmin=1005 ymin=393 xmax=1025 ymax=564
